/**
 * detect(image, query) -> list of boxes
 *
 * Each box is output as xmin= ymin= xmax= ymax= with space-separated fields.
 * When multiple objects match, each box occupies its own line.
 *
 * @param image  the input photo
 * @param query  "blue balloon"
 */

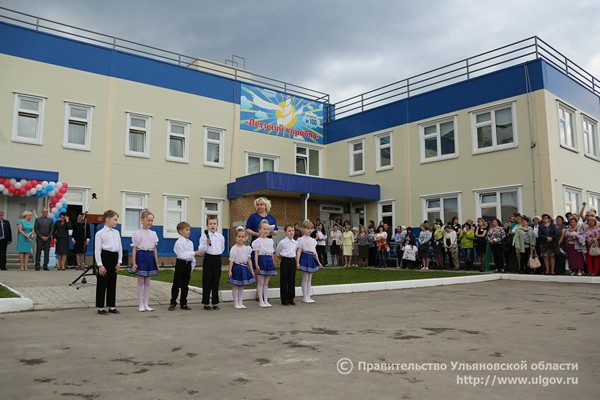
xmin=40 ymin=189 xmax=48 ymax=196
xmin=47 ymin=184 xmax=54 ymax=191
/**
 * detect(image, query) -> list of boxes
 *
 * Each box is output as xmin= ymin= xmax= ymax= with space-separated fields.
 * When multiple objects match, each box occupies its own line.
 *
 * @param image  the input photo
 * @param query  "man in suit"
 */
xmin=0 ymin=210 xmax=12 ymax=270
xmin=35 ymin=207 xmax=54 ymax=271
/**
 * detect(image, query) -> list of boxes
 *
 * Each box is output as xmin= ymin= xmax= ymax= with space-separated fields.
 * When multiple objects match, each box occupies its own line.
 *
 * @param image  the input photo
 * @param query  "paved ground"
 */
xmin=0 ymin=279 xmax=598 ymax=399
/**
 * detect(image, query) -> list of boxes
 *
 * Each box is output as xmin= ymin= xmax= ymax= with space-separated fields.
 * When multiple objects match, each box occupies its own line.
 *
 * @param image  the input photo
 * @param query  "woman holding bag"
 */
xmin=513 ymin=216 xmax=536 ymax=274
xmin=582 ymin=217 xmax=600 ymax=276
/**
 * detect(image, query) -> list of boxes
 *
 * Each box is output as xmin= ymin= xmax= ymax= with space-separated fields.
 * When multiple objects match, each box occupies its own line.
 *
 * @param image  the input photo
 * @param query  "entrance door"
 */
xmin=5 ymin=197 xmax=40 ymax=254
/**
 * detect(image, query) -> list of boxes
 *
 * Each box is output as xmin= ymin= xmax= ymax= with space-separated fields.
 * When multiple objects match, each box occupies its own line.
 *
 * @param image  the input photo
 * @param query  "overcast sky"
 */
xmin=2 ymin=0 xmax=599 ymax=102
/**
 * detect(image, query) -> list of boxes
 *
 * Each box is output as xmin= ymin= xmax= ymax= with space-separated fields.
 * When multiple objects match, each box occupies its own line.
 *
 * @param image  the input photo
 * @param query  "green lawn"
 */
xmin=120 ymin=267 xmax=478 ymax=290
xmin=0 ymin=285 xmax=20 ymax=298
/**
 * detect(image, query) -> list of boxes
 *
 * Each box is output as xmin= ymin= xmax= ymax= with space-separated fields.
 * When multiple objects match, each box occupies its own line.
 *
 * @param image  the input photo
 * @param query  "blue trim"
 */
xmin=227 ymin=171 xmax=380 ymax=201
xmin=0 ymin=166 xmax=59 ymax=181
xmin=541 ymin=61 xmax=600 ymax=117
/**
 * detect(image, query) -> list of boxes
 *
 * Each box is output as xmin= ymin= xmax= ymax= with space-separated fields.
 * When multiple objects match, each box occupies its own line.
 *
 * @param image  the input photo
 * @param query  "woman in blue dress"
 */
xmin=17 ymin=211 xmax=34 ymax=271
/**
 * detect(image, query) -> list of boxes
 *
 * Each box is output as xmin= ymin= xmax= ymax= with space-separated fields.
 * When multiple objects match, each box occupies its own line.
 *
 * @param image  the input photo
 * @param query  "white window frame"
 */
xmin=166 ymin=120 xmax=190 ymax=163
xmin=125 ymin=113 xmax=151 ymax=158
xmin=588 ymin=191 xmax=600 ymax=214
xmin=246 ymin=152 xmax=279 ymax=175
xmin=202 ymin=198 xmax=224 ymax=233
xmin=63 ymin=102 xmax=93 ymax=151
xmin=377 ymin=199 xmax=395 ymax=229
xmin=204 ymin=126 xmax=225 ymax=168
xmin=582 ymin=115 xmax=599 ymax=160
xmin=349 ymin=138 xmax=365 ymax=176
xmin=474 ymin=185 xmax=522 ymax=221
xmin=375 ymin=132 xmax=393 ymax=171
xmin=563 ymin=186 xmax=582 ymax=215
xmin=64 ymin=186 xmax=90 ymax=210
xmin=471 ymin=102 xmax=518 ymax=154
xmin=420 ymin=116 xmax=458 ymax=163
xmin=420 ymin=192 xmax=462 ymax=224
xmin=121 ymin=191 xmax=148 ymax=237
xmin=295 ymin=144 xmax=323 ymax=177
xmin=12 ymin=93 xmax=45 ymax=145
xmin=163 ymin=194 xmax=188 ymax=239
xmin=557 ymin=102 xmax=577 ymax=152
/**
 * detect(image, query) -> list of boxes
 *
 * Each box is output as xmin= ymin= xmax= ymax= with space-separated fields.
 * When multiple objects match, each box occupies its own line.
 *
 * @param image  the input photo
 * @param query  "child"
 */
xmin=253 ymin=219 xmax=276 ymax=307
xmin=130 ymin=210 xmax=159 ymax=312
xmin=227 ymin=226 xmax=255 ymax=309
xmin=401 ymin=236 xmax=419 ymax=269
xmin=94 ymin=210 xmax=122 ymax=315
xmin=199 ymin=215 xmax=225 ymax=310
xmin=170 ymin=221 xmax=203 ymax=311
xmin=296 ymin=219 xmax=322 ymax=303
xmin=275 ymin=225 xmax=298 ymax=306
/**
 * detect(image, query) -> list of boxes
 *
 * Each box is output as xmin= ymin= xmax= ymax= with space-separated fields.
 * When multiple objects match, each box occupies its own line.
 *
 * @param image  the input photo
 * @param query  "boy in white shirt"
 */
xmin=170 ymin=221 xmax=203 ymax=311
xmin=198 ymin=216 xmax=225 ymax=310
xmin=275 ymin=225 xmax=298 ymax=305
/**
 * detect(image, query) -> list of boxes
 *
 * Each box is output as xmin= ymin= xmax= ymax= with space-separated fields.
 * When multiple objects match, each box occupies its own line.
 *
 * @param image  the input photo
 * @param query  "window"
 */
xmin=204 ymin=126 xmax=224 ymax=167
xmin=375 ymin=132 xmax=393 ymax=171
xmin=378 ymin=200 xmax=395 ymax=228
xmin=564 ymin=186 xmax=582 ymax=215
xmin=167 ymin=120 xmax=189 ymax=163
xmin=64 ymin=103 xmax=93 ymax=150
xmin=582 ymin=116 xmax=598 ymax=159
xmin=475 ymin=186 xmax=521 ymax=222
xmin=420 ymin=118 xmax=457 ymax=162
xmin=13 ymin=93 xmax=45 ymax=144
xmin=164 ymin=195 xmax=187 ymax=238
xmin=471 ymin=103 xmax=516 ymax=153
xmin=246 ymin=152 xmax=278 ymax=175
xmin=202 ymin=198 xmax=223 ymax=233
xmin=558 ymin=103 xmax=577 ymax=151
xmin=349 ymin=139 xmax=364 ymax=175
xmin=122 ymin=191 xmax=148 ymax=236
xmin=126 ymin=113 xmax=151 ymax=158
xmin=421 ymin=194 xmax=460 ymax=224
xmin=295 ymin=145 xmax=322 ymax=177
xmin=588 ymin=192 xmax=600 ymax=214
xmin=65 ymin=187 xmax=89 ymax=209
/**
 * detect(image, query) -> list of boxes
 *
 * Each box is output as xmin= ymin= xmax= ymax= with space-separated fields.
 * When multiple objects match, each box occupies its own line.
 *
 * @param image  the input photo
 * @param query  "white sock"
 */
xmin=237 ymin=287 xmax=244 ymax=306
xmin=143 ymin=277 xmax=151 ymax=308
xmin=301 ymin=272 xmax=309 ymax=299
xmin=232 ymin=286 xmax=239 ymax=306
xmin=256 ymin=275 xmax=265 ymax=304
xmin=136 ymin=277 xmax=144 ymax=307
xmin=263 ymin=277 xmax=270 ymax=303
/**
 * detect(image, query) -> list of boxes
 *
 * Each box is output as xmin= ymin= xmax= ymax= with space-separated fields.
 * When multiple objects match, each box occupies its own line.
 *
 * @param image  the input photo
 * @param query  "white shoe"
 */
xmin=138 ymin=306 xmax=145 ymax=312
xmin=259 ymin=303 xmax=270 ymax=308
xmin=240 ymin=304 xmax=247 ymax=309
xmin=234 ymin=304 xmax=243 ymax=309
xmin=265 ymin=302 xmax=272 ymax=307
xmin=144 ymin=306 xmax=154 ymax=312
xmin=302 ymin=298 xmax=315 ymax=303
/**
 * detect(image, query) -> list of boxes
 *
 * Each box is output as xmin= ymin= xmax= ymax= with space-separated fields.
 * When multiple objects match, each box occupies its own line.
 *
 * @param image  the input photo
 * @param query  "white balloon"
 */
xmin=0 ymin=184 xmax=4 ymax=191
xmin=59 ymin=198 xmax=68 ymax=205
xmin=48 ymin=213 xmax=55 ymax=219
xmin=20 ymin=179 xmax=27 ymax=186
xmin=9 ymin=178 xmax=16 ymax=185
xmin=42 ymin=181 xmax=48 ymax=188
xmin=25 ymin=191 xmax=31 ymax=197
xmin=14 ymin=182 xmax=22 ymax=189
xmin=30 ymin=188 xmax=37 ymax=195
xmin=36 ymin=184 xmax=42 ymax=191
xmin=2 ymin=189 xmax=9 ymax=195
xmin=56 ymin=182 xmax=63 ymax=189
xmin=51 ymin=207 xmax=58 ymax=214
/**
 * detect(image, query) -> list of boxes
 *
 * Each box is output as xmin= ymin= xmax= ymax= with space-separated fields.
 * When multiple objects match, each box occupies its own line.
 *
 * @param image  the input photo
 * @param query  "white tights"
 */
xmin=256 ymin=275 xmax=271 ymax=305
xmin=136 ymin=276 xmax=151 ymax=308
xmin=301 ymin=271 xmax=312 ymax=300
xmin=232 ymin=285 xmax=245 ymax=306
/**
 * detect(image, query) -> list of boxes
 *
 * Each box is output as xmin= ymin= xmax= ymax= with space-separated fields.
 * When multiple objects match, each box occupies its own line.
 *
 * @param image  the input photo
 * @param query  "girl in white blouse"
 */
xmin=130 ymin=210 xmax=159 ymax=312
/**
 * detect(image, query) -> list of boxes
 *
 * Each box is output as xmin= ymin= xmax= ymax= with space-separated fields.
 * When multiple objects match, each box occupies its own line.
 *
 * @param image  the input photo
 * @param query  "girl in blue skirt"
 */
xmin=227 ymin=226 xmax=256 ymax=309
xmin=131 ymin=210 xmax=159 ymax=312
xmin=296 ymin=219 xmax=322 ymax=303
xmin=252 ymin=219 xmax=276 ymax=308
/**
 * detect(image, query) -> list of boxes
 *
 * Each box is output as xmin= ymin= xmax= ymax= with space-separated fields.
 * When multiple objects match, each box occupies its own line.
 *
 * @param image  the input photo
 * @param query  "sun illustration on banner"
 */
xmin=240 ymin=84 xmax=324 ymax=144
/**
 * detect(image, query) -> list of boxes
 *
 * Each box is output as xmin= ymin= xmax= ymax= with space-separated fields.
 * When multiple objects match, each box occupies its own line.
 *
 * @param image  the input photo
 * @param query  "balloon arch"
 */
xmin=0 ymin=176 xmax=69 ymax=222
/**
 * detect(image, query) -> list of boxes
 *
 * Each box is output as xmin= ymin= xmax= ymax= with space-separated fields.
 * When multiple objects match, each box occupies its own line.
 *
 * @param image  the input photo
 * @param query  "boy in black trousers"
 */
xmin=170 ymin=222 xmax=202 ymax=311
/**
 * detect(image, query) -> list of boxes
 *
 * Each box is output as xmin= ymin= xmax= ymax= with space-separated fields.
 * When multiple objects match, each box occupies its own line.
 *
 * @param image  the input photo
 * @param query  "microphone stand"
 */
xmin=70 ymin=194 xmax=96 ymax=286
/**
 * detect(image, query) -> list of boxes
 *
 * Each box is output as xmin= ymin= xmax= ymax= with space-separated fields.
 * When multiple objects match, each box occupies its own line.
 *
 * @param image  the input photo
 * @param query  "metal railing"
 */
xmin=0 ymin=6 xmax=330 ymax=105
xmin=330 ymin=36 xmax=600 ymax=120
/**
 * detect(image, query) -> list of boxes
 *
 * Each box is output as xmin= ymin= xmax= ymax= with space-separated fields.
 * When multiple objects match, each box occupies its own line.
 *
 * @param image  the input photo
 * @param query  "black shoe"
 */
xmin=97 ymin=309 xmax=108 ymax=315
xmin=168 ymin=305 xmax=175 ymax=311
xmin=43 ymin=267 xmax=49 ymax=271
xmin=180 ymin=305 xmax=191 ymax=310
xmin=212 ymin=305 xmax=220 ymax=310
xmin=108 ymin=308 xmax=120 ymax=314
xmin=203 ymin=305 xmax=212 ymax=311
xmin=281 ymin=302 xmax=290 ymax=306
xmin=289 ymin=300 xmax=296 ymax=306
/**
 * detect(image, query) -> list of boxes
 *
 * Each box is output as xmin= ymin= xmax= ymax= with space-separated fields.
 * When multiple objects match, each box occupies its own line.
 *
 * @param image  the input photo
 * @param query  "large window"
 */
xmin=122 ymin=191 xmax=148 ymax=236
xmin=13 ymin=93 xmax=45 ymax=145
xmin=167 ymin=120 xmax=189 ymax=163
xmin=204 ymin=126 xmax=224 ymax=167
xmin=164 ymin=195 xmax=187 ymax=238
xmin=582 ymin=115 xmax=598 ymax=159
xmin=246 ymin=152 xmax=278 ymax=175
xmin=64 ymin=103 xmax=93 ymax=150
xmin=296 ymin=145 xmax=322 ymax=177
xmin=471 ymin=103 xmax=516 ymax=154
xmin=420 ymin=118 xmax=457 ymax=162
xmin=349 ymin=138 xmax=364 ymax=175
xmin=126 ymin=113 xmax=151 ymax=158
xmin=375 ymin=132 xmax=392 ymax=171
xmin=202 ymin=198 xmax=223 ymax=233
xmin=421 ymin=194 xmax=460 ymax=224
xmin=588 ymin=192 xmax=600 ymax=214
xmin=558 ymin=103 xmax=577 ymax=151
xmin=475 ymin=186 xmax=521 ymax=222
xmin=564 ymin=186 xmax=582 ymax=215
xmin=378 ymin=200 xmax=395 ymax=228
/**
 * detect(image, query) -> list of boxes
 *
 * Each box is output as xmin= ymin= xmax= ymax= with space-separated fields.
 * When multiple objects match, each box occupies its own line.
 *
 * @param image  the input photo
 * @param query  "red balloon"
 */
xmin=8 ymin=186 xmax=16 ymax=193
xmin=3 ymin=180 xmax=11 ymax=188
xmin=55 ymin=192 xmax=63 ymax=200
xmin=24 ymin=183 xmax=32 ymax=190
xmin=20 ymin=187 xmax=27 ymax=195
xmin=63 ymin=183 xmax=68 ymax=189
xmin=0 ymin=177 xmax=4 ymax=184
xmin=59 ymin=187 xmax=67 ymax=194
xmin=31 ymin=180 xmax=38 ymax=186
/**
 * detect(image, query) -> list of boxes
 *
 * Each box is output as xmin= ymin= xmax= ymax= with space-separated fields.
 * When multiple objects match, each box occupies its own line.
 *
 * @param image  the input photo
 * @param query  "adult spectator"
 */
xmin=563 ymin=215 xmax=585 ymax=276
xmin=513 ymin=216 xmax=536 ymax=274
xmin=375 ymin=225 xmax=388 ymax=268
xmin=487 ymin=218 xmax=506 ymax=273
xmin=418 ymin=222 xmax=432 ymax=270
xmin=35 ymin=207 xmax=54 ymax=271
xmin=0 ymin=210 xmax=13 ymax=270
xmin=245 ymin=197 xmax=278 ymax=245
xmin=315 ymin=223 xmax=327 ymax=267
xmin=475 ymin=218 xmax=488 ymax=269
xmin=17 ymin=211 xmax=34 ymax=271
xmin=355 ymin=226 xmax=369 ymax=267
xmin=554 ymin=215 xmax=567 ymax=274
xmin=458 ymin=222 xmax=475 ymax=270
xmin=328 ymin=223 xmax=342 ymax=267
xmin=582 ymin=217 xmax=600 ymax=276
xmin=72 ymin=213 xmax=90 ymax=270
xmin=53 ymin=212 xmax=71 ymax=271
xmin=538 ymin=214 xmax=559 ymax=275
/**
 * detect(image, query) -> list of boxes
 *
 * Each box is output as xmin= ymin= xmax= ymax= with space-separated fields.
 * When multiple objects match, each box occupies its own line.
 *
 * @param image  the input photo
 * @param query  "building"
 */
xmin=1 ymin=9 xmax=599 ymax=262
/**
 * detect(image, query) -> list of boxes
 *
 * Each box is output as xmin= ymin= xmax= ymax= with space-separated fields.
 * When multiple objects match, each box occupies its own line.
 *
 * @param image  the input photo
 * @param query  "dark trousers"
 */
xmin=316 ymin=245 xmax=327 ymax=266
xmin=0 ymin=239 xmax=8 ymax=270
xmin=280 ymin=257 xmax=296 ymax=304
xmin=96 ymin=250 xmax=118 ymax=308
xmin=202 ymin=254 xmax=221 ymax=305
xmin=170 ymin=259 xmax=192 ymax=307
xmin=490 ymin=243 xmax=504 ymax=270
xmin=35 ymin=237 xmax=51 ymax=269
xmin=517 ymin=247 xmax=531 ymax=273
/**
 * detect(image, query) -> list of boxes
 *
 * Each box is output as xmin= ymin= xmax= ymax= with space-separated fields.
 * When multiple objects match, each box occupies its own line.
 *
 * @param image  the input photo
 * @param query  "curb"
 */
xmin=0 ymin=282 xmax=34 ymax=313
